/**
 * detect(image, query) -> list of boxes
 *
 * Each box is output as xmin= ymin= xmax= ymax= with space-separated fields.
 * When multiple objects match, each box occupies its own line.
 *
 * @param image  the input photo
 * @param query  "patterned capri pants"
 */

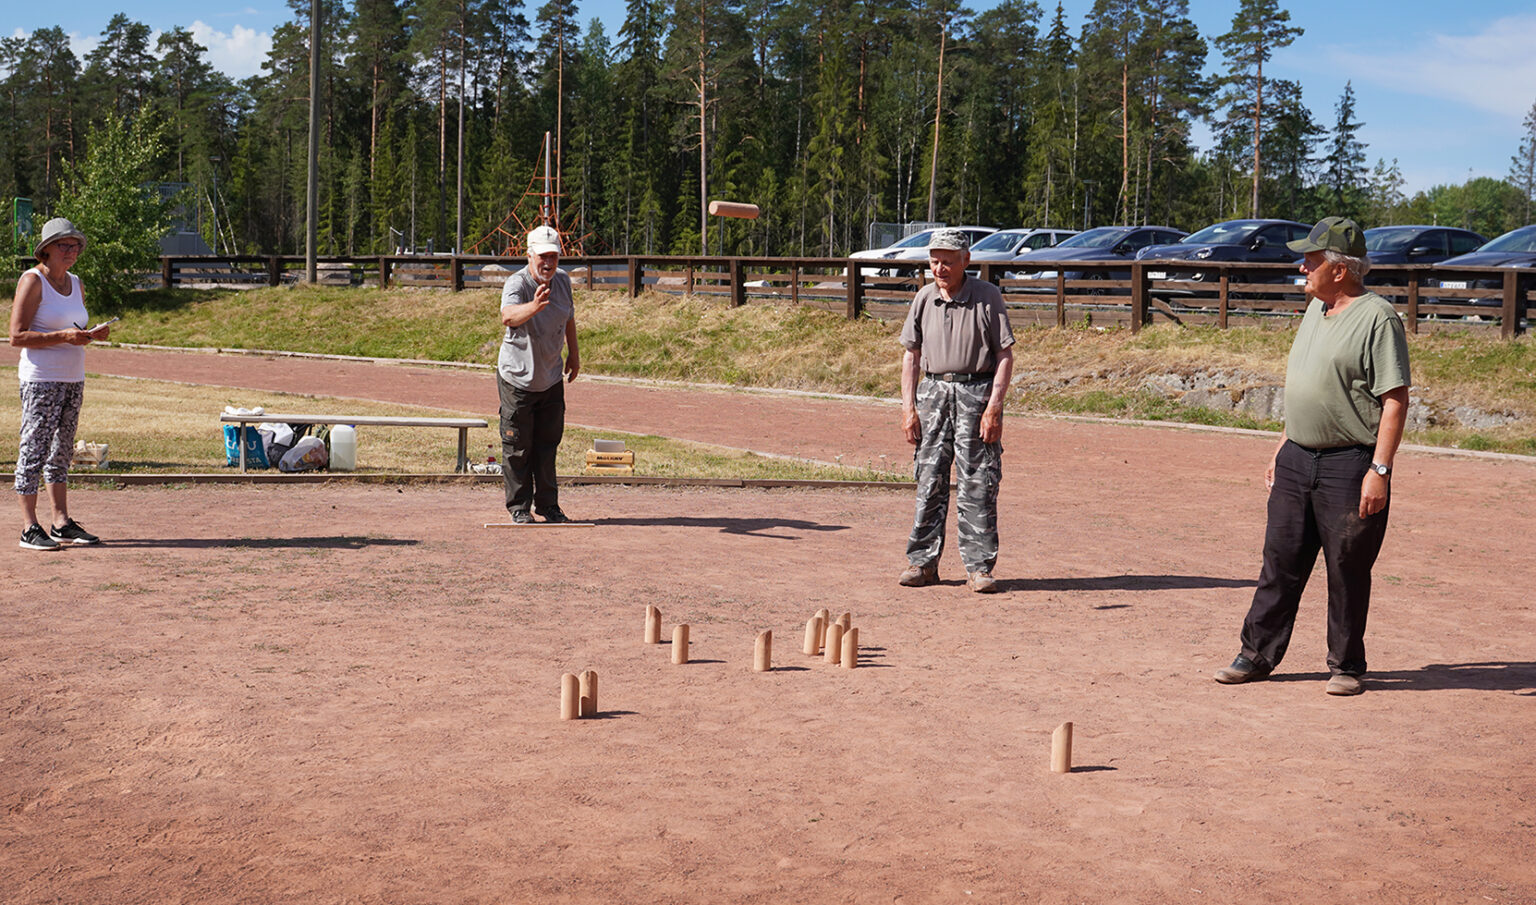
xmin=907 ymin=376 xmax=1003 ymax=573
xmin=14 ymin=381 xmax=84 ymax=495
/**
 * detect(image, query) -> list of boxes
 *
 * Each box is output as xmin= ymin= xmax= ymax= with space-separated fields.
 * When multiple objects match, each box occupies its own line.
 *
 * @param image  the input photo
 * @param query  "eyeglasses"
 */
xmin=51 ymin=241 xmax=83 ymax=253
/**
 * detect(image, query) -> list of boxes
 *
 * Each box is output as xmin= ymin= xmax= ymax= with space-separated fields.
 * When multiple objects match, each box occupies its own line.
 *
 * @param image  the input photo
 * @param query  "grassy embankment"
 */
xmin=8 ymin=282 xmax=1536 ymax=469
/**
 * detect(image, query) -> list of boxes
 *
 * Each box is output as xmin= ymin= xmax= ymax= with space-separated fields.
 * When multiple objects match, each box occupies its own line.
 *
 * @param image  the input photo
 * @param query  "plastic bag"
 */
xmin=278 ymin=436 xmax=329 ymax=472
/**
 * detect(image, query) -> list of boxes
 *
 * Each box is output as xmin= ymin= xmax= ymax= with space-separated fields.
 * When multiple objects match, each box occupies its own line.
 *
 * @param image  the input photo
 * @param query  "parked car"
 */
xmin=967 ymin=227 xmax=1078 ymax=262
xmin=1365 ymin=225 xmax=1486 ymax=265
xmin=1010 ymin=225 xmax=1187 ymax=287
xmin=1431 ymin=224 xmax=1536 ymax=308
xmin=849 ymin=226 xmax=999 ymax=277
xmin=1136 ymin=219 xmax=1311 ymax=295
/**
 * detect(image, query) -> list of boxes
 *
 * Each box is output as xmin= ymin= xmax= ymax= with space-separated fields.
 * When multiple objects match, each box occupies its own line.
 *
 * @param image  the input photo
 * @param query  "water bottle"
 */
xmin=330 ymin=424 xmax=357 ymax=471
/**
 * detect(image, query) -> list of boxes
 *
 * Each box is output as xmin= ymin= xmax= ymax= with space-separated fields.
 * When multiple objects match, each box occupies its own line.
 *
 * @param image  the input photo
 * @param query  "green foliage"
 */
xmin=52 ymin=113 xmax=174 ymax=307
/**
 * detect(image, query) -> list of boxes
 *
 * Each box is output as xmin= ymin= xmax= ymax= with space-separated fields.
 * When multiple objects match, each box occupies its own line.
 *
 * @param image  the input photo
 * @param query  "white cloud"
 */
xmin=1335 ymin=14 xmax=1536 ymax=121
xmin=188 ymin=20 xmax=272 ymax=81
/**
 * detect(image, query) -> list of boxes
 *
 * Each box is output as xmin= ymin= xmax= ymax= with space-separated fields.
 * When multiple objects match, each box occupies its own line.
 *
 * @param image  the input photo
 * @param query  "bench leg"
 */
xmin=456 ymin=428 xmax=468 ymax=473
xmin=239 ymin=422 xmax=248 ymax=473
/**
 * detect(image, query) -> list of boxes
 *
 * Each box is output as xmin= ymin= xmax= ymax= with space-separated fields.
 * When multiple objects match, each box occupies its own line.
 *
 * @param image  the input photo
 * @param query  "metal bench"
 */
xmin=220 ymin=413 xmax=489 ymax=473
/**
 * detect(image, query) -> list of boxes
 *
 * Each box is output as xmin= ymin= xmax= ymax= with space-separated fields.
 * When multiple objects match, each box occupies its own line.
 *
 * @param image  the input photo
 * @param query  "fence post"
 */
xmin=1055 ymin=273 xmax=1065 ymax=328
xmin=1218 ymin=271 xmax=1230 ymax=329
xmin=1129 ymin=262 xmax=1147 ymax=333
xmin=1502 ymin=269 xmax=1520 ymax=339
xmin=451 ymin=256 xmax=465 ymax=292
xmin=268 ymin=255 xmax=282 ymax=287
xmin=379 ymin=256 xmax=391 ymax=289
xmin=627 ymin=257 xmax=642 ymax=298
xmin=1405 ymin=271 xmax=1419 ymax=334
xmin=791 ymin=263 xmax=800 ymax=306
xmin=729 ymin=258 xmax=745 ymax=307
xmin=845 ymin=259 xmax=864 ymax=320
xmin=161 ymin=256 xmax=173 ymax=289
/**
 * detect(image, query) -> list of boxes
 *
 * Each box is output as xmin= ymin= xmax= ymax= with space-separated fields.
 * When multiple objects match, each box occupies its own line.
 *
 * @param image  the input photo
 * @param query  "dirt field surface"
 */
xmin=3 ymin=347 xmax=1535 ymax=904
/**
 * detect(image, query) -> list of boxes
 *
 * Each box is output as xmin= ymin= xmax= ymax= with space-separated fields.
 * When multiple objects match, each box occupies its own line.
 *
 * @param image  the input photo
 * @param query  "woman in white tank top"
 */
xmin=8 ymin=218 xmax=110 ymax=550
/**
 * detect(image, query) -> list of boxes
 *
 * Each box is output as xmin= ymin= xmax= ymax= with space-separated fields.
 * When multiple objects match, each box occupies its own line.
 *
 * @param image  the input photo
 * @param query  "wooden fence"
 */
xmin=157 ymin=254 xmax=1534 ymax=338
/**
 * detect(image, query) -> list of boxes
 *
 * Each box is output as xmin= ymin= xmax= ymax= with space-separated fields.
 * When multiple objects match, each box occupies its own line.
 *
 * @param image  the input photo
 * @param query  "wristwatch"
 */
xmin=1369 ymin=462 xmax=1392 ymax=477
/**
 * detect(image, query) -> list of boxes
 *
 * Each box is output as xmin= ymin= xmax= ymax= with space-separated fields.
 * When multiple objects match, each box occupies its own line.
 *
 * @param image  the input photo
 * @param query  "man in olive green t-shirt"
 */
xmin=1214 ymin=217 xmax=1410 ymax=696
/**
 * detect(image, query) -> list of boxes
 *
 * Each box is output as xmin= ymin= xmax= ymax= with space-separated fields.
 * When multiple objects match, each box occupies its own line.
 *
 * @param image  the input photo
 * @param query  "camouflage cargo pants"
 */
xmin=907 ymin=376 xmax=1002 ymax=573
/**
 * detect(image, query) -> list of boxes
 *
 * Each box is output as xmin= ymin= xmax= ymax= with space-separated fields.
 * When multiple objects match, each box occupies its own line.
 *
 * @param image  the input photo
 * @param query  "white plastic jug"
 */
xmin=330 ymin=424 xmax=357 ymax=471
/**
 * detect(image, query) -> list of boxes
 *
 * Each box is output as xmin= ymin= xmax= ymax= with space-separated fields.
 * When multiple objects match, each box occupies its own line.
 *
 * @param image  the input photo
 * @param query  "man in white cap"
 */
xmin=897 ymin=228 xmax=1015 ymax=592
xmin=496 ymin=225 xmax=580 ymax=523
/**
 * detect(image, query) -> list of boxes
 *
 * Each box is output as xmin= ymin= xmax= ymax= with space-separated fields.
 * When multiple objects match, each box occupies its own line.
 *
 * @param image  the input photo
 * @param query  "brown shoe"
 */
xmin=967 ymin=571 xmax=998 ymax=593
xmin=898 ymin=563 xmax=939 ymax=587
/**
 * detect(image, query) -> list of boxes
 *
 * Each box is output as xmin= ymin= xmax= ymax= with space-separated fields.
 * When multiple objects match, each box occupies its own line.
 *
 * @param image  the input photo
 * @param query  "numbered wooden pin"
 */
xmin=1051 ymin=721 xmax=1074 ymax=773
xmin=803 ymin=615 xmax=824 ymax=655
xmin=644 ymin=605 xmax=662 ymax=644
xmin=560 ymin=673 xmax=580 ymax=720
xmin=579 ymin=670 xmax=598 ymax=717
xmin=824 ymin=622 xmax=844 ymax=665
xmin=754 ymin=630 xmax=772 ymax=672
xmin=840 ymin=627 xmax=859 ymax=669
xmin=672 ymin=624 xmax=690 ymax=664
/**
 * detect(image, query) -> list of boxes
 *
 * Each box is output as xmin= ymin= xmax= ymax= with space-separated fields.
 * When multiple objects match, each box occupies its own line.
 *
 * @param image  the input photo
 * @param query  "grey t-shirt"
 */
xmin=498 ymin=267 xmax=574 ymax=392
xmin=898 ymin=278 xmax=1015 ymax=374
xmin=1284 ymin=292 xmax=1411 ymax=449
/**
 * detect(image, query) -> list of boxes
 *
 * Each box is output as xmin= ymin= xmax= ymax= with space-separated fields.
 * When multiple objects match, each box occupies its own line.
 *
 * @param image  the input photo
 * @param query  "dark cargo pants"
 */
xmin=498 ymin=375 xmax=565 ymax=516
xmin=1239 ymin=440 xmax=1389 ymax=677
xmin=907 ymin=376 xmax=1002 ymax=574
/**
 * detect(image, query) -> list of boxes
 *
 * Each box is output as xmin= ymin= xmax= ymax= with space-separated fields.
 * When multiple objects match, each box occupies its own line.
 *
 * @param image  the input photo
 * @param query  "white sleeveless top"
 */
xmin=18 ymin=267 xmax=88 ymax=383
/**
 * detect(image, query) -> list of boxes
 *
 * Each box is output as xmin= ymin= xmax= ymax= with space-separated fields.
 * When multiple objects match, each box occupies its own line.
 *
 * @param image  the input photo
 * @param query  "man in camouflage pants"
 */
xmin=898 ymin=229 xmax=1016 ymax=593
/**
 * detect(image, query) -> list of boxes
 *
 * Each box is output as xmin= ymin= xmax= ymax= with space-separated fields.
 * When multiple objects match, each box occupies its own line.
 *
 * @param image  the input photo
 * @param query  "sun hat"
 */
xmin=1287 ymin=216 xmax=1367 ymax=257
xmin=527 ymin=225 xmax=563 ymax=256
xmin=927 ymin=228 xmax=971 ymax=252
xmin=35 ymin=217 xmax=87 ymax=260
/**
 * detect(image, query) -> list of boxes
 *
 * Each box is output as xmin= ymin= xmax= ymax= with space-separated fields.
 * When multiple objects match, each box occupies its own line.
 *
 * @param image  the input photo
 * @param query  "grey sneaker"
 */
xmin=20 ymin=524 xmax=62 ymax=551
xmin=49 ymin=518 xmax=100 ymax=545
xmin=898 ymin=563 xmax=938 ymax=587
xmin=1325 ymin=674 xmax=1364 ymax=696
xmin=509 ymin=510 xmax=534 ymax=524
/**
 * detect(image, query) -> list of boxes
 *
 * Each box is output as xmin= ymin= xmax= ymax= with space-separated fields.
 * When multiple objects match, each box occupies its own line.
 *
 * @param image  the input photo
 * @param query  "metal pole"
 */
xmin=305 ymin=0 xmax=320 ymax=283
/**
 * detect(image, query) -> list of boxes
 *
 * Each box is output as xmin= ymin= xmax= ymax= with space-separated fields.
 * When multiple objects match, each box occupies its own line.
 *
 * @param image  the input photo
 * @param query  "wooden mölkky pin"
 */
xmin=672 ymin=624 xmax=690 ymax=664
xmin=644 ymin=605 xmax=662 ymax=644
xmin=579 ymin=670 xmax=598 ymax=717
xmin=824 ymin=622 xmax=845 ymax=665
xmin=754 ymin=630 xmax=772 ymax=672
xmin=560 ymin=673 xmax=580 ymax=720
xmin=1051 ymin=721 xmax=1074 ymax=773
xmin=816 ymin=609 xmax=831 ymax=646
xmin=840 ymin=627 xmax=859 ymax=669
xmin=803 ymin=615 xmax=824 ymax=655
xmin=835 ymin=612 xmax=851 ymax=633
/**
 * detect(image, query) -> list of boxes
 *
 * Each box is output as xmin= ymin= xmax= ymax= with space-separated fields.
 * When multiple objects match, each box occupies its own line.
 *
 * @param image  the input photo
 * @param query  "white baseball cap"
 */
xmin=527 ymin=225 xmax=563 ymax=255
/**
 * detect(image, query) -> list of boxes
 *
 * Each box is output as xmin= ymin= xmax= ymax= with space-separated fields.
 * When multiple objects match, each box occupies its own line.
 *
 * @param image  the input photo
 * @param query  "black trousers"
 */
xmin=1239 ymin=440 xmax=1389 ymax=677
xmin=497 ymin=375 xmax=565 ymax=515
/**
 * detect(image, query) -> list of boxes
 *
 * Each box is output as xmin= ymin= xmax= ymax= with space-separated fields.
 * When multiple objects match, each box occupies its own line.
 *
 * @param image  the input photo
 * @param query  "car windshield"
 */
xmin=1181 ymin=221 xmax=1260 ymax=245
xmin=1364 ymin=228 xmax=1420 ymax=253
xmin=970 ymin=231 xmax=1024 ymax=252
xmin=1054 ymin=227 xmax=1127 ymax=249
xmin=886 ymin=230 xmax=935 ymax=250
xmin=1481 ymin=226 xmax=1536 ymax=254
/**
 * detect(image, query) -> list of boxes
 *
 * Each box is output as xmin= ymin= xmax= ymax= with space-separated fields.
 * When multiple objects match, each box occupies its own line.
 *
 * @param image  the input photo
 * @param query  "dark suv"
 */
xmin=1431 ymin=224 xmax=1536 ymax=309
xmin=1364 ymin=225 xmax=1485 ymax=266
xmin=1136 ymin=219 xmax=1312 ymax=294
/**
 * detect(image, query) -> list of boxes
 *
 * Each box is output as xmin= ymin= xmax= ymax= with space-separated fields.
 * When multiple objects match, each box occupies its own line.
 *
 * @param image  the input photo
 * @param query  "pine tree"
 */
xmin=1214 ymin=0 xmax=1301 ymax=218
xmin=1322 ymin=80 xmax=1367 ymax=218
xmin=1509 ymin=99 xmax=1536 ymax=224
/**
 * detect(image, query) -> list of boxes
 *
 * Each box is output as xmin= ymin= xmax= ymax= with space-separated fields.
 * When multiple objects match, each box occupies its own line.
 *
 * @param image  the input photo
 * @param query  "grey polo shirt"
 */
xmin=898 ymin=278 xmax=1015 ymax=375
xmin=498 ymin=267 xmax=574 ymax=392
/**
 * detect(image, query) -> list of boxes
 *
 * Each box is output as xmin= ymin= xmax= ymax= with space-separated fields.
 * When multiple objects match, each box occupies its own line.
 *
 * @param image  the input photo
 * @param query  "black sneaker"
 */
xmin=20 ymin=524 xmax=62 ymax=551
xmin=49 ymin=518 xmax=101 ymax=546
xmin=1213 ymin=655 xmax=1270 ymax=685
xmin=540 ymin=508 xmax=572 ymax=524
xmin=509 ymin=510 xmax=534 ymax=524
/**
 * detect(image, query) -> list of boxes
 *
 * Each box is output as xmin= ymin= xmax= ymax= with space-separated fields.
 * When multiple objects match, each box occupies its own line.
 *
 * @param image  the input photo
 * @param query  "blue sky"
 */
xmin=14 ymin=0 xmax=1536 ymax=198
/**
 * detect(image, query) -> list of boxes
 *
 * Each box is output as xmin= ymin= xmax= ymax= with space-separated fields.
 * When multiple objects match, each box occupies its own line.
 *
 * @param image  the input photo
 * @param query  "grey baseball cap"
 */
xmin=1287 ymin=216 xmax=1367 ymax=257
xmin=927 ymin=228 xmax=971 ymax=251
xmin=34 ymin=217 xmax=87 ymax=260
